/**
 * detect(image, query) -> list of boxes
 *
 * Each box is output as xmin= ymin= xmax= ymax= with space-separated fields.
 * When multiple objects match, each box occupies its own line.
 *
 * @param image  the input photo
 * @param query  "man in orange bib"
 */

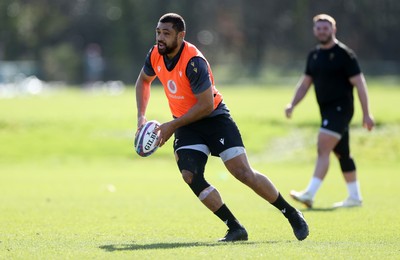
xmin=135 ymin=13 xmax=309 ymax=242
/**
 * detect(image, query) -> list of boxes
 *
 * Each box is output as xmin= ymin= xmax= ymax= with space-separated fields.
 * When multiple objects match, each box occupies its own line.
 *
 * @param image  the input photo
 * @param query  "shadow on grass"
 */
xmin=305 ymin=207 xmax=336 ymax=212
xmin=99 ymin=240 xmax=278 ymax=252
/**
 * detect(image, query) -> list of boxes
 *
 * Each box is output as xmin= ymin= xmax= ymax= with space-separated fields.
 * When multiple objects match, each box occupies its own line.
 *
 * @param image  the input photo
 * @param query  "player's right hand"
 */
xmin=285 ymin=104 xmax=294 ymax=119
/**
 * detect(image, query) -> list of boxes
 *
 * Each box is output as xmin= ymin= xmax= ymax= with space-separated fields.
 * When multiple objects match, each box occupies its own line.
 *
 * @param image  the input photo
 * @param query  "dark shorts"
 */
xmin=173 ymin=114 xmax=245 ymax=161
xmin=319 ymin=103 xmax=354 ymax=138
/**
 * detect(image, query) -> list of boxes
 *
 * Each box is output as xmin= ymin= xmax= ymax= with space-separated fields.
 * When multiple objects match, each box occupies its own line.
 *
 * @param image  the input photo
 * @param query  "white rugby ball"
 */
xmin=134 ymin=120 xmax=160 ymax=157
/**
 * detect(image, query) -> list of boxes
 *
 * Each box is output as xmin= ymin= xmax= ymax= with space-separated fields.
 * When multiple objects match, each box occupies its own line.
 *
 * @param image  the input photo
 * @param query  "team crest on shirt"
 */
xmin=157 ymin=66 xmax=161 ymax=72
xmin=329 ymin=53 xmax=335 ymax=60
xmin=167 ymin=80 xmax=178 ymax=94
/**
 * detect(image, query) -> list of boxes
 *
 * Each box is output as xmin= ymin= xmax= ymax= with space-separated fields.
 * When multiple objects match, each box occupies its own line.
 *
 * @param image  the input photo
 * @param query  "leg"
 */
xmin=313 ymin=130 xmax=341 ymax=180
xmin=342 ymin=170 xmax=357 ymax=183
xmin=333 ymin=130 xmax=357 ymax=184
xmin=224 ymin=152 xmax=309 ymax=241
xmin=224 ymin=153 xmax=279 ymax=203
xmin=176 ymin=149 xmax=248 ymax=241
xmin=333 ymin=131 xmax=362 ymax=207
xmin=182 ymin=169 xmax=223 ymax=212
xmin=176 ymin=149 xmax=225 ymax=212
xmin=290 ymin=130 xmax=340 ymax=207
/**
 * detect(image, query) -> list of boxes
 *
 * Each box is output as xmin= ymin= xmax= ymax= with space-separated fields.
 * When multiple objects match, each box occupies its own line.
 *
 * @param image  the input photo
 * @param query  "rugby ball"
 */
xmin=134 ymin=120 xmax=160 ymax=157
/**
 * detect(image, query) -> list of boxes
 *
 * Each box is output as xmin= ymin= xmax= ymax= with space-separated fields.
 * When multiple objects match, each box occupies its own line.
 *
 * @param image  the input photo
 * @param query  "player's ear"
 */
xmin=179 ymin=31 xmax=185 ymax=40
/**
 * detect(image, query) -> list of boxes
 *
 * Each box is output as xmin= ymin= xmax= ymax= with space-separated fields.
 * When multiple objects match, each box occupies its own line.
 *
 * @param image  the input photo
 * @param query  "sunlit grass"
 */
xmin=0 ymin=84 xmax=399 ymax=259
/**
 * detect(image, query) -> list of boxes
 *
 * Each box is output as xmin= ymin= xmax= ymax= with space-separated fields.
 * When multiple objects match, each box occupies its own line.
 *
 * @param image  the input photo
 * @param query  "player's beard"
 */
xmin=157 ymin=37 xmax=179 ymax=56
xmin=318 ymin=34 xmax=333 ymax=45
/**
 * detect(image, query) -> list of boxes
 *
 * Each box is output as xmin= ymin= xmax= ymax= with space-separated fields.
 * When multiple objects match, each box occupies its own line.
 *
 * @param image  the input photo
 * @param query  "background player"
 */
xmin=285 ymin=14 xmax=375 ymax=208
xmin=136 ymin=13 xmax=309 ymax=242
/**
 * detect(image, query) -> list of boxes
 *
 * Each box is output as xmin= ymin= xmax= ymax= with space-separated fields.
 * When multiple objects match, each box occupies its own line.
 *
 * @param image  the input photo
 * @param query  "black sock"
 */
xmin=214 ymin=204 xmax=242 ymax=230
xmin=271 ymin=193 xmax=296 ymax=218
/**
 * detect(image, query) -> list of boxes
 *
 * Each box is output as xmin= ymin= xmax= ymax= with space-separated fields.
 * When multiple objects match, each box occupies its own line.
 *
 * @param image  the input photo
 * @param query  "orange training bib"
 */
xmin=150 ymin=41 xmax=222 ymax=117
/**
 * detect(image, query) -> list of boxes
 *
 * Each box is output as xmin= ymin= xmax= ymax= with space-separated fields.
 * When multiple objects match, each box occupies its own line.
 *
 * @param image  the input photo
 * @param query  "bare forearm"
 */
xmin=170 ymin=101 xmax=213 ymax=129
xmin=290 ymin=84 xmax=309 ymax=107
xmin=135 ymin=69 xmax=155 ymax=127
xmin=157 ymin=89 xmax=214 ymax=147
xmin=136 ymin=80 xmax=150 ymax=118
xmin=290 ymin=75 xmax=312 ymax=108
xmin=357 ymin=88 xmax=371 ymax=116
xmin=357 ymin=88 xmax=371 ymax=117
xmin=285 ymin=75 xmax=312 ymax=118
xmin=352 ymin=74 xmax=371 ymax=116
xmin=350 ymin=73 xmax=375 ymax=130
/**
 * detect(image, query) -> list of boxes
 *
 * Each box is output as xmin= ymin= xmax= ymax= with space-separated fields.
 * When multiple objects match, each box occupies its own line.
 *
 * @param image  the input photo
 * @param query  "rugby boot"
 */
xmin=333 ymin=197 xmax=362 ymax=208
xmin=290 ymin=190 xmax=313 ymax=208
xmin=218 ymin=227 xmax=248 ymax=242
xmin=287 ymin=209 xmax=309 ymax=241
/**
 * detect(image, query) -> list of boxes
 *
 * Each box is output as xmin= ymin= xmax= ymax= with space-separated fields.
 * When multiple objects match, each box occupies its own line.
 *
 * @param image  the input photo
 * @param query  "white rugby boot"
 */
xmin=289 ymin=190 xmax=314 ymax=208
xmin=333 ymin=197 xmax=362 ymax=208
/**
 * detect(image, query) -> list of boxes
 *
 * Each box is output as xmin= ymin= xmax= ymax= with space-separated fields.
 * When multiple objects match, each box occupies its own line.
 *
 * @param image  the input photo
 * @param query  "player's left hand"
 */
xmin=137 ymin=115 xmax=147 ymax=130
xmin=363 ymin=114 xmax=375 ymax=131
xmin=155 ymin=121 xmax=176 ymax=147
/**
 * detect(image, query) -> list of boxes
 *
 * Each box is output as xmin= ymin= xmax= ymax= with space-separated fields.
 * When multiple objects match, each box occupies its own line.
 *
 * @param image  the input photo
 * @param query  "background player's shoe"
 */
xmin=218 ymin=227 xmax=248 ymax=242
xmin=290 ymin=190 xmax=313 ymax=208
xmin=287 ymin=209 xmax=309 ymax=241
xmin=333 ymin=197 xmax=362 ymax=208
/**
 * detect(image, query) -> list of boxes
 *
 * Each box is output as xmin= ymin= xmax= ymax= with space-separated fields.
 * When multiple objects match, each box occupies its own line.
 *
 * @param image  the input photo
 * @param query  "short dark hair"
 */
xmin=159 ymin=13 xmax=186 ymax=32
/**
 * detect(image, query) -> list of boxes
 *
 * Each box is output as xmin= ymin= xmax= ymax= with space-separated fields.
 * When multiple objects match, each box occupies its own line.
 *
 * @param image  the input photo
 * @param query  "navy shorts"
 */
xmin=173 ymin=114 xmax=245 ymax=161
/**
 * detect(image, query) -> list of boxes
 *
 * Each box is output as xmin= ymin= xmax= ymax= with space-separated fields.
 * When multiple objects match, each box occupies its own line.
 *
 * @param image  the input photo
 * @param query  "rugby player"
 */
xmin=285 ymin=14 xmax=375 ymax=208
xmin=135 ymin=13 xmax=309 ymax=242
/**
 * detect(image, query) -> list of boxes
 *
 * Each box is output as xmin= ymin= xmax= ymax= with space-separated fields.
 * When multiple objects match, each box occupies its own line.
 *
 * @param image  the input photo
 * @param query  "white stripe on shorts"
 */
xmin=175 ymin=144 xmax=210 ymax=156
xmin=320 ymin=128 xmax=342 ymax=139
xmin=219 ymin=146 xmax=246 ymax=162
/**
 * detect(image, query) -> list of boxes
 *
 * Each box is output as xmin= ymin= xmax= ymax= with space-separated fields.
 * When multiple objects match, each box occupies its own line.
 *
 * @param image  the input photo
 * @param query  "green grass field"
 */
xmin=0 ymin=83 xmax=399 ymax=259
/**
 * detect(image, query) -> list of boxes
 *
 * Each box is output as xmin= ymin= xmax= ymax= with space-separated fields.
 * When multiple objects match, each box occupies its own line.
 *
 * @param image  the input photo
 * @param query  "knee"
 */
xmin=185 ymin=171 xmax=211 ymax=199
xmin=333 ymin=145 xmax=355 ymax=172
xmin=334 ymin=150 xmax=356 ymax=172
xmin=181 ymin=170 xmax=193 ymax=184
xmin=339 ymin=157 xmax=356 ymax=172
